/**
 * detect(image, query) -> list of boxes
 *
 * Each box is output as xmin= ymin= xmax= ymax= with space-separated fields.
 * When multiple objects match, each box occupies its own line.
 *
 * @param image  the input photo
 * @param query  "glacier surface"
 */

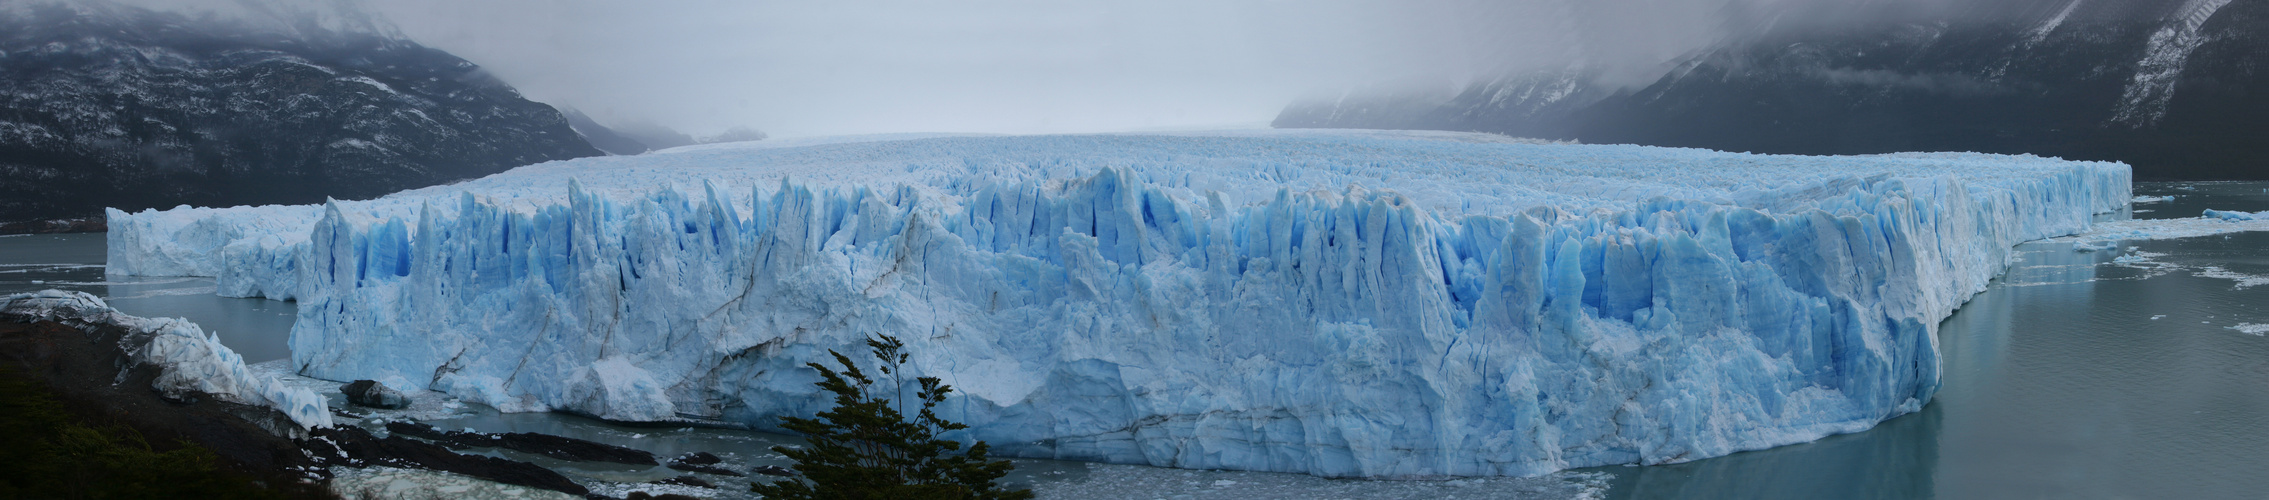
xmin=106 ymin=130 xmax=2129 ymax=477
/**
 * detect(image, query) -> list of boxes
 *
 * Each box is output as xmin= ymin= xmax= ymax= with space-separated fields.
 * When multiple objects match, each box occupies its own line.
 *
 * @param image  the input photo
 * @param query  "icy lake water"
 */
xmin=4 ymin=181 xmax=2268 ymax=499
xmin=0 ymin=232 xmax=296 ymax=362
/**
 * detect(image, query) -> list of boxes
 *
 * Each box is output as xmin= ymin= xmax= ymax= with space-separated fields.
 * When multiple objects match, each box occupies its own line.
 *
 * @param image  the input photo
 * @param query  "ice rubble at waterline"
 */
xmin=104 ymin=130 xmax=2131 ymax=477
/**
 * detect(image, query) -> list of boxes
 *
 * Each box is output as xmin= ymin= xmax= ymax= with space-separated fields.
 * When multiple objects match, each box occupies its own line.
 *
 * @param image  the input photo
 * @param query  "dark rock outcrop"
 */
xmin=1276 ymin=0 xmax=2269 ymax=180
xmin=385 ymin=421 xmax=659 ymax=466
xmin=341 ymin=379 xmax=408 ymax=409
xmin=0 ymin=2 xmax=603 ymax=222
xmin=306 ymin=425 xmax=589 ymax=495
xmin=0 ymin=317 xmax=327 ymax=496
xmin=666 ymin=457 xmax=744 ymax=477
xmin=663 ymin=450 xmax=744 ymax=476
xmin=3 ymin=291 xmax=593 ymax=495
xmin=648 ymin=475 xmax=714 ymax=488
xmin=672 ymin=451 xmax=722 ymax=465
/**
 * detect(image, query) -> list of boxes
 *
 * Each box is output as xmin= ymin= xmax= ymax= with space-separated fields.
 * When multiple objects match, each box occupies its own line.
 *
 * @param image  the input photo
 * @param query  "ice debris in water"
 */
xmin=2055 ymin=208 xmax=2269 ymax=248
xmin=2204 ymin=209 xmax=2269 ymax=221
xmin=105 ymin=130 xmax=2130 ymax=477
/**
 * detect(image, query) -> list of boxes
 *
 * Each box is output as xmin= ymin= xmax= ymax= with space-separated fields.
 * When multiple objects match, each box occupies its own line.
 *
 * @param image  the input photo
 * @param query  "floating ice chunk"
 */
xmin=2193 ymin=266 xmax=2269 ymax=289
xmin=563 ymin=357 xmax=678 ymax=422
xmin=2203 ymin=209 xmax=2269 ymax=221
xmin=2054 ymin=209 xmax=2269 ymax=247
xmin=2131 ymin=195 xmax=2173 ymax=203
xmin=2228 ymin=324 xmax=2269 ymax=336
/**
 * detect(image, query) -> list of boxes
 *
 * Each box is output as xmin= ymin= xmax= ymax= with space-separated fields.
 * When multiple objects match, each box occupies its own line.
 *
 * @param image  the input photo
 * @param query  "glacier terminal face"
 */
xmin=107 ymin=130 xmax=2130 ymax=477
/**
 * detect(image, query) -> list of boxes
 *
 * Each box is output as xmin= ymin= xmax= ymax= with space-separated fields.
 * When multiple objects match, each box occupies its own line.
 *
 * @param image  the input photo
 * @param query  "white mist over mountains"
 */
xmin=368 ymin=0 xmax=1608 ymax=138
xmin=70 ymin=0 xmax=2119 ymax=137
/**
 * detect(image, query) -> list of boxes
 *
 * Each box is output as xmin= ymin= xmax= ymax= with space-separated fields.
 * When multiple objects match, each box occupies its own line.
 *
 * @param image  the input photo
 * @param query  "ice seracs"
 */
xmin=106 ymin=130 xmax=2130 ymax=477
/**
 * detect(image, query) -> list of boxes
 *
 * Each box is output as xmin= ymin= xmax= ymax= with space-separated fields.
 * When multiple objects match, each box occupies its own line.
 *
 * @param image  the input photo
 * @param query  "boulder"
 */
xmin=649 ymin=475 xmax=713 ymax=488
xmin=672 ymin=451 xmax=721 ymax=465
xmin=342 ymin=380 xmax=409 ymax=409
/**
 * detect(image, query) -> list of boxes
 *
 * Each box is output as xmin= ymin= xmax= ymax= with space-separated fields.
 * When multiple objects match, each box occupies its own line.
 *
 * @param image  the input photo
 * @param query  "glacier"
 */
xmin=105 ymin=130 xmax=2130 ymax=477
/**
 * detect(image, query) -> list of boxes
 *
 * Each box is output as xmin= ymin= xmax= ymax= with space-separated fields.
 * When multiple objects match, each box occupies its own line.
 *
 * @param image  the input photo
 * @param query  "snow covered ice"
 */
xmin=106 ymin=130 xmax=2129 ymax=477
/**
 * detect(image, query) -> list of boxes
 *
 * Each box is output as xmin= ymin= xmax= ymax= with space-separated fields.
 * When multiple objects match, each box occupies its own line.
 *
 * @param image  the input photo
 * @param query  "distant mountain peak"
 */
xmin=0 ymin=0 xmax=603 ymax=221
xmin=1278 ymin=0 xmax=2269 ymax=180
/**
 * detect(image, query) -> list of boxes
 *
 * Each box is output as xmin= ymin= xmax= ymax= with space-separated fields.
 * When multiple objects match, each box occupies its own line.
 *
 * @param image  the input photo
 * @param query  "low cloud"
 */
xmin=56 ymin=0 xmax=2112 ymax=136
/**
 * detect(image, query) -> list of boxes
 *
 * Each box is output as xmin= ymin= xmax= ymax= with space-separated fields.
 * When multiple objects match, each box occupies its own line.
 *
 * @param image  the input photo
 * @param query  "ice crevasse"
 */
xmin=106 ymin=130 xmax=2130 ymax=477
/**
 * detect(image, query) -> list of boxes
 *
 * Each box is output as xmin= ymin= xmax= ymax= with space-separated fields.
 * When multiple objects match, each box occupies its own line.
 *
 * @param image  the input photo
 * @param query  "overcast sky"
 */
xmin=89 ymin=0 xmax=2087 ymax=137
xmin=338 ymin=0 xmax=1762 ymax=138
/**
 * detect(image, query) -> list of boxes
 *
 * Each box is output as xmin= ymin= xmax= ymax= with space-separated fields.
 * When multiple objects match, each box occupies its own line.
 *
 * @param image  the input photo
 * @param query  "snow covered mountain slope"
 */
xmin=108 ymin=130 xmax=2130 ymax=477
xmin=1278 ymin=0 xmax=2269 ymax=181
xmin=0 ymin=1 xmax=602 ymax=222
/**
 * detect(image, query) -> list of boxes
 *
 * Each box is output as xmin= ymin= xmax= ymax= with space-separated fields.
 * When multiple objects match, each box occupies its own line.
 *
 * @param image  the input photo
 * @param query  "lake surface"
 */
xmin=4 ymin=181 xmax=2266 ymax=499
xmin=0 ymin=232 xmax=296 ymax=363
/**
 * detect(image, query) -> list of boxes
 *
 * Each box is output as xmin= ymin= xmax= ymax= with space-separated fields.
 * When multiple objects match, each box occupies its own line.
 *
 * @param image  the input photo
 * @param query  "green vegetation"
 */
xmin=0 ymin=369 xmax=295 ymax=500
xmin=751 ymin=335 xmax=1033 ymax=500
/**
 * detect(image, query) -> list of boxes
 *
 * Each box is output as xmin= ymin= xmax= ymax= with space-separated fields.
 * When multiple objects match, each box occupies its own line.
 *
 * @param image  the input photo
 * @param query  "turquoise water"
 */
xmin=5 ymin=181 xmax=2268 ymax=498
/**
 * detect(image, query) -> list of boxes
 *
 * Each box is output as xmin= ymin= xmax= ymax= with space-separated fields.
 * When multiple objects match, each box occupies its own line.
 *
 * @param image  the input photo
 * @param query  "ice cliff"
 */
xmin=106 ymin=130 xmax=2130 ymax=477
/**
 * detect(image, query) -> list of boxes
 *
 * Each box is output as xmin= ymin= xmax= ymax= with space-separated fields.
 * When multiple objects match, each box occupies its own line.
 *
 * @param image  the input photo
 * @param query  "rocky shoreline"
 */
xmin=1 ymin=291 xmax=765 ymax=499
xmin=0 ymin=303 xmax=330 ymax=497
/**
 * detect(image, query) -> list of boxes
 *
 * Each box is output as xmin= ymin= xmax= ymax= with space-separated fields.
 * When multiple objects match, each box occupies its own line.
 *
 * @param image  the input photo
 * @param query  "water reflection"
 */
xmin=1602 ymin=404 xmax=1939 ymax=499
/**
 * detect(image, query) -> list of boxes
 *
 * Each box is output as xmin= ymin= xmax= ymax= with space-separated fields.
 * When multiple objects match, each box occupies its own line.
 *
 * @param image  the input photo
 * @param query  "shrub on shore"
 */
xmin=0 ymin=368 xmax=304 ymax=499
xmin=751 ymin=335 xmax=1032 ymax=500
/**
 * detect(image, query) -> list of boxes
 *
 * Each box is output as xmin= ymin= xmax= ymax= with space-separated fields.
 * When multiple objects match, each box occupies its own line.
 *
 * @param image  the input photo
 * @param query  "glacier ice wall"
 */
xmin=108 ymin=131 xmax=2130 ymax=477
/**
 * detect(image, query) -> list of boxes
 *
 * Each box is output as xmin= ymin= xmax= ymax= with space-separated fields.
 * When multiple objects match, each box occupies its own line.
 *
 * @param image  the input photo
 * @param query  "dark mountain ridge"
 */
xmin=1277 ymin=0 xmax=2269 ymax=180
xmin=0 ymin=1 xmax=603 ymax=222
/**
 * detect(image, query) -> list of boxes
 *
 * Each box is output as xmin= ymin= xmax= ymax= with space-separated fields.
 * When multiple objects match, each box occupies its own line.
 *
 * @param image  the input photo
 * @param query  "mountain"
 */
xmin=614 ymin=120 xmax=698 ymax=151
xmin=701 ymin=126 xmax=767 ymax=145
xmin=0 ymin=1 xmax=603 ymax=222
xmin=560 ymin=108 xmax=652 ymax=156
xmin=1276 ymin=0 xmax=2269 ymax=180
